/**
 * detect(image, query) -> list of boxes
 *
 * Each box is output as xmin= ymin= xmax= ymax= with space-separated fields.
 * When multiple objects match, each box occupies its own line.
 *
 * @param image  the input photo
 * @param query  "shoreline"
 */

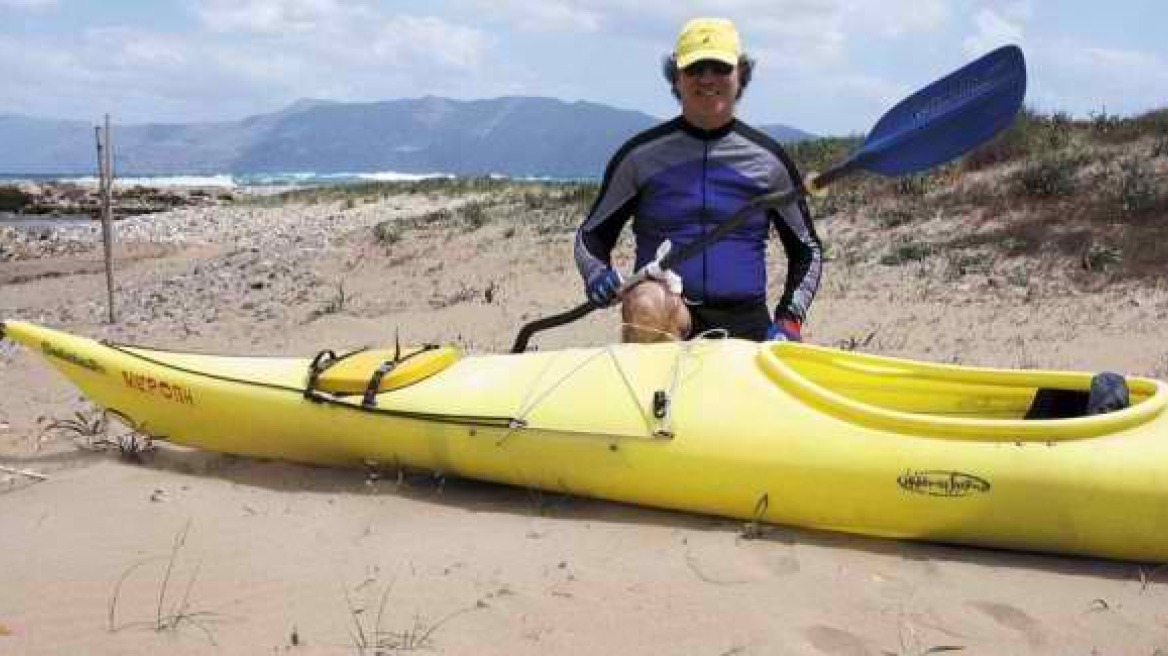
xmin=0 ymin=213 xmax=93 ymax=226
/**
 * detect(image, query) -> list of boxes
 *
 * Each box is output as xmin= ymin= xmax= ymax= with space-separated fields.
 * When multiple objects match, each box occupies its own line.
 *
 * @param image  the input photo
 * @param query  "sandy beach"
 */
xmin=3 ymin=183 xmax=1168 ymax=655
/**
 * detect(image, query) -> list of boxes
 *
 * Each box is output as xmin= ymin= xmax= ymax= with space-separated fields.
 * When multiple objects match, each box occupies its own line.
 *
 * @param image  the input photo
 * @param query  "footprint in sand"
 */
xmin=804 ymin=625 xmax=874 ymax=655
xmin=741 ymin=540 xmax=800 ymax=576
xmin=967 ymin=600 xmax=1046 ymax=647
xmin=763 ymin=551 xmax=801 ymax=576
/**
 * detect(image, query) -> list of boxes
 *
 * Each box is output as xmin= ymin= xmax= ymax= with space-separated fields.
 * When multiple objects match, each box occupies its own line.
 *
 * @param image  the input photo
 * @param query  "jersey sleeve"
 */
xmin=574 ymin=145 xmax=639 ymax=284
xmin=768 ymin=161 xmax=823 ymax=323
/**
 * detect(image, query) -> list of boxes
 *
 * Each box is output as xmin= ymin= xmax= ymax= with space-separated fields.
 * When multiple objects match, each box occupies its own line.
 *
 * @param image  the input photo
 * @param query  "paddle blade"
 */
xmin=855 ymin=44 xmax=1027 ymax=176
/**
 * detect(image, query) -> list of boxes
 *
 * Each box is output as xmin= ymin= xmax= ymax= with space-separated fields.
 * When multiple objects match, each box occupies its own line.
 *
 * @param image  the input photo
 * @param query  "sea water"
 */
xmin=0 ymin=170 xmax=455 ymax=192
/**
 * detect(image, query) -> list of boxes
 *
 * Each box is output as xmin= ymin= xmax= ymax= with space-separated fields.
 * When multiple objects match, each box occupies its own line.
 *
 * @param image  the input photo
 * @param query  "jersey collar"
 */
xmin=678 ymin=116 xmax=736 ymax=140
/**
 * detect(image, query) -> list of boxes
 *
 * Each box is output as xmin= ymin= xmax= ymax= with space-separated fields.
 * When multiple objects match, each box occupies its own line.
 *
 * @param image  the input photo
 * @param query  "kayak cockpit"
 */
xmin=758 ymin=342 xmax=1167 ymax=441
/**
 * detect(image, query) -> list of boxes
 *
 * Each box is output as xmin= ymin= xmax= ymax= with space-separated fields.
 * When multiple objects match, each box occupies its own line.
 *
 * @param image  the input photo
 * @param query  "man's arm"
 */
xmin=574 ymin=149 xmax=640 ymax=285
xmin=770 ymin=196 xmax=823 ymax=324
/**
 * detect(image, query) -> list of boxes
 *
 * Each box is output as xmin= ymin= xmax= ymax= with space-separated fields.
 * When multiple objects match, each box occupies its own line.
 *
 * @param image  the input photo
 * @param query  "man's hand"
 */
xmin=643 ymin=239 xmax=683 ymax=295
xmin=766 ymin=316 xmax=802 ymax=342
xmin=585 ymin=268 xmax=623 ymax=307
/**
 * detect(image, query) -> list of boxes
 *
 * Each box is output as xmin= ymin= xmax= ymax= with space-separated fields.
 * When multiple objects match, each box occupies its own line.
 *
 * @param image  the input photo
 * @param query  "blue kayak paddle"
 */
xmin=511 ymin=44 xmax=1027 ymax=353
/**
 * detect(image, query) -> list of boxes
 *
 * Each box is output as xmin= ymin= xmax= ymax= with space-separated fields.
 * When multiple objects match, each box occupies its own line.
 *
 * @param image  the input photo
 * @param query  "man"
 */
xmin=574 ymin=17 xmax=822 ymax=343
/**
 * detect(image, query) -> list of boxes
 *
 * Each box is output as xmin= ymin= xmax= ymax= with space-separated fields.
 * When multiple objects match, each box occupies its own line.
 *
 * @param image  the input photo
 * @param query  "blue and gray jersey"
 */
xmin=574 ymin=117 xmax=822 ymax=321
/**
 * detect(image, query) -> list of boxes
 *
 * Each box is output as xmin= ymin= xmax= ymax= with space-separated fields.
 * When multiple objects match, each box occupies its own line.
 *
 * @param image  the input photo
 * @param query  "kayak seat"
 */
xmin=304 ymin=346 xmax=461 ymax=400
xmin=1025 ymin=372 xmax=1130 ymax=420
xmin=1086 ymin=372 xmax=1131 ymax=415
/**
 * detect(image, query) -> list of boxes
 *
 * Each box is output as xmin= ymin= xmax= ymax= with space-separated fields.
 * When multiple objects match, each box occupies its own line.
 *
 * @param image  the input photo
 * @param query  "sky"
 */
xmin=0 ymin=0 xmax=1164 ymax=135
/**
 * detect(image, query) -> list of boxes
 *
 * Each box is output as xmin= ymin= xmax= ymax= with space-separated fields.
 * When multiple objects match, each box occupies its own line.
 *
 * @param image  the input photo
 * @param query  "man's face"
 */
xmin=676 ymin=59 xmax=739 ymax=129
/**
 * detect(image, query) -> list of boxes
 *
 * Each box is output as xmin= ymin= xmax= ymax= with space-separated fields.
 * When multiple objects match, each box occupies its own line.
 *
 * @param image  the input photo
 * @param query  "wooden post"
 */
xmin=96 ymin=114 xmax=116 ymax=324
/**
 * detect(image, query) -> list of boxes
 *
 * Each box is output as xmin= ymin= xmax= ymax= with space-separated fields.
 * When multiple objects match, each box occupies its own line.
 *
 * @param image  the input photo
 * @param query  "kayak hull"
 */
xmin=4 ymin=319 xmax=1168 ymax=562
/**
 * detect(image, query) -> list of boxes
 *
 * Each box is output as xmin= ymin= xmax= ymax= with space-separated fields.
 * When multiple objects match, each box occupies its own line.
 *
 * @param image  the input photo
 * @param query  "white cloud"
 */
xmin=473 ymin=0 xmax=947 ymax=40
xmin=475 ymin=0 xmax=603 ymax=32
xmin=195 ymin=0 xmax=352 ymax=34
xmin=172 ymin=5 xmax=500 ymax=110
xmin=509 ymin=0 xmax=852 ymax=69
xmin=0 ymin=0 xmax=55 ymax=9
xmin=0 ymin=31 xmax=270 ymax=122
xmin=1038 ymin=43 xmax=1168 ymax=116
xmin=963 ymin=8 xmax=1025 ymax=55
xmin=975 ymin=0 xmax=1033 ymax=23
xmin=748 ymin=12 xmax=846 ymax=68
xmin=842 ymin=0 xmax=950 ymax=37
xmin=83 ymin=28 xmax=190 ymax=68
xmin=367 ymin=16 xmax=493 ymax=69
xmin=1074 ymin=45 xmax=1164 ymax=74
xmin=192 ymin=2 xmax=494 ymax=72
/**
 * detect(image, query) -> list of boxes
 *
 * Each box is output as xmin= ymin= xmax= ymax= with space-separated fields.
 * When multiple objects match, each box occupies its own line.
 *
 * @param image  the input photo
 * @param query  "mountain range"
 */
xmin=0 ymin=97 xmax=813 ymax=178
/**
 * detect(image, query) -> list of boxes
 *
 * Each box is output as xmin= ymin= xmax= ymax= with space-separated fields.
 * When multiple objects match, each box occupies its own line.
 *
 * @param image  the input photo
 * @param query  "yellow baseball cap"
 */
xmin=674 ymin=18 xmax=741 ymax=69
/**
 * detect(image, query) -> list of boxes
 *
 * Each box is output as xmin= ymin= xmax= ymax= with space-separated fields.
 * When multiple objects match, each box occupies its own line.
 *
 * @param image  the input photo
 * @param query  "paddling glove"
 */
xmin=585 ymin=267 xmax=623 ymax=307
xmin=767 ymin=315 xmax=802 ymax=342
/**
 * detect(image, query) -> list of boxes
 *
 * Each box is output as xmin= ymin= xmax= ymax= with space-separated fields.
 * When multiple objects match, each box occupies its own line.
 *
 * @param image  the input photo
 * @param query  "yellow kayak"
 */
xmin=4 ymin=319 xmax=1167 ymax=562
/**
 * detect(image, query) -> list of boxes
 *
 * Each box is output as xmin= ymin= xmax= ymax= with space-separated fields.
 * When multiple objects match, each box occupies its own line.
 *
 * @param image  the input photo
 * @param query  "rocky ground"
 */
xmin=0 ymin=181 xmax=231 ymax=220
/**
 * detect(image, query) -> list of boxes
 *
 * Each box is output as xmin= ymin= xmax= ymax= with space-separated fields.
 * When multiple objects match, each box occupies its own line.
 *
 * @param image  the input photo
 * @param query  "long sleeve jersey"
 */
xmin=574 ymin=116 xmax=823 ymax=321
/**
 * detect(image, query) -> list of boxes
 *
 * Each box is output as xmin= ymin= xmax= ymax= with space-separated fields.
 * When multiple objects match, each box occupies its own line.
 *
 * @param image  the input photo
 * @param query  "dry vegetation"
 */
xmin=790 ymin=106 xmax=1168 ymax=283
xmin=245 ymin=106 xmax=1168 ymax=297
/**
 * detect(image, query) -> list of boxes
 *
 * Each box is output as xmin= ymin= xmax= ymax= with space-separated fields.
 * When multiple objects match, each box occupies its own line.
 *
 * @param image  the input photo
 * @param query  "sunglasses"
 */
xmin=682 ymin=60 xmax=735 ymax=78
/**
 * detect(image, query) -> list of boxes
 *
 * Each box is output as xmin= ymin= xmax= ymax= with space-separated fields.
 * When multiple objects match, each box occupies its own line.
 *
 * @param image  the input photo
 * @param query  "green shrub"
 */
xmin=1085 ymin=106 xmax=1168 ymax=145
xmin=1082 ymin=242 xmax=1121 ymax=272
xmin=1090 ymin=109 xmax=1124 ymax=138
xmin=880 ymin=239 xmax=932 ymax=265
xmin=1039 ymin=111 xmax=1075 ymax=150
xmin=1152 ymin=137 xmax=1168 ymax=159
xmin=894 ymin=173 xmax=931 ymax=197
xmin=877 ymin=206 xmax=916 ymax=228
xmin=963 ymin=109 xmax=1075 ymax=171
xmin=461 ymin=201 xmax=489 ymax=229
xmin=962 ymin=111 xmax=1033 ymax=170
xmin=1015 ymin=150 xmax=1084 ymax=198
xmin=1006 ymin=267 xmax=1030 ymax=287
xmin=1115 ymin=156 xmax=1166 ymax=217
xmin=556 ymin=184 xmax=599 ymax=209
xmin=373 ymin=220 xmax=401 ymax=246
xmin=535 ymin=209 xmax=578 ymax=235
xmin=400 ymin=208 xmax=454 ymax=229
xmin=945 ymin=252 xmax=991 ymax=279
xmin=1001 ymin=235 xmax=1031 ymax=255
xmin=0 ymin=186 xmax=32 ymax=212
xmin=808 ymin=185 xmax=867 ymax=218
xmin=788 ymin=136 xmax=863 ymax=175
xmin=1139 ymin=107 xmax=1168 ymax=131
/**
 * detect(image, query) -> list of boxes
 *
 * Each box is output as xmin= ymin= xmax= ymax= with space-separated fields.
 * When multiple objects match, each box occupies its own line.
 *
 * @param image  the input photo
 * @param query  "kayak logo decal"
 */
xmin=897 ymin=470 xmax=990 ymax=497
xmin=122 ymin=371 xmax=195 ymax=406
xmin=41 ymin=341 xmax=106 ymax=374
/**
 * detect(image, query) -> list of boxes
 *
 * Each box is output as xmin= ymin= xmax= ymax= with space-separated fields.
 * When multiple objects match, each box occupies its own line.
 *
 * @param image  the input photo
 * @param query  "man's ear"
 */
xmin=738 ymin=55 xmax=754 ymax=94
xmin=661 ymin=54 xmax=681 ymax=100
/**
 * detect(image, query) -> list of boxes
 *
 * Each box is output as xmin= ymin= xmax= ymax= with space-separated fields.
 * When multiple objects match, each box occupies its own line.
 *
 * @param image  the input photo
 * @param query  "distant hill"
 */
xmin=0 ymin=97 xmax=814 ymax=178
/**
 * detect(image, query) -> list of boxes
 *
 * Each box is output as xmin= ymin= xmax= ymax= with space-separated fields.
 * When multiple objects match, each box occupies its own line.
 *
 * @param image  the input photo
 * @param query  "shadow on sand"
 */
xmin=30 ymin=440 xmax=1144 ymax=584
